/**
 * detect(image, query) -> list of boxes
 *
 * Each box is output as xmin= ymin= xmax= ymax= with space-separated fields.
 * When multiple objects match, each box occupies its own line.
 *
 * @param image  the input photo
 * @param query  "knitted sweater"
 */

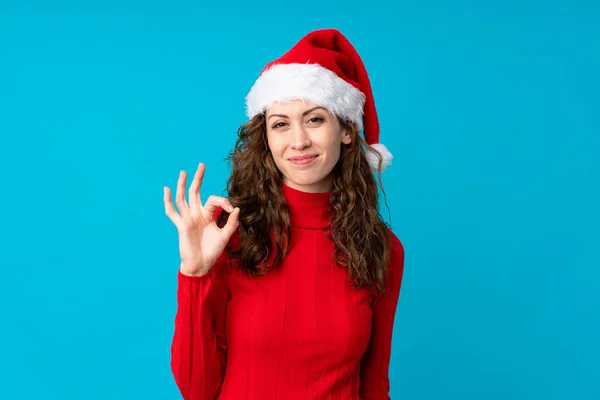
xmin=171 ymin=183 xmax=405 ymax=399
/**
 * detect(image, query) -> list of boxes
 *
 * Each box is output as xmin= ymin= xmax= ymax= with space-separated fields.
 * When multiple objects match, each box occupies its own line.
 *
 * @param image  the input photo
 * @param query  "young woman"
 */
xmin=164 ymin=28 xmax=405 ymax=400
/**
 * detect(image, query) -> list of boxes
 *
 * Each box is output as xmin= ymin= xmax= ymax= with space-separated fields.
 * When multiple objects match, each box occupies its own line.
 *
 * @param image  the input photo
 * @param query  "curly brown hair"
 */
xmin=217 ymin=113 xmax=392 ymax=292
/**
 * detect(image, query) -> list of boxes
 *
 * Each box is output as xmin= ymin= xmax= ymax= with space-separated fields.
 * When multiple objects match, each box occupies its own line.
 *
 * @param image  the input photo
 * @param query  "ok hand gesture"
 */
xmin=164 ymin=162 xmax=240 ymax=276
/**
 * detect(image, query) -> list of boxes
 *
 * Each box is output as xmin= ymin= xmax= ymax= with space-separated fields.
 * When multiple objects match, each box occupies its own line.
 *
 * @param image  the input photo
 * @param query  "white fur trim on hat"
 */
xmin=366 ymin=143 xmax=393 ymax=172
xmin=245 ymin=63 xmax=366 ymax=132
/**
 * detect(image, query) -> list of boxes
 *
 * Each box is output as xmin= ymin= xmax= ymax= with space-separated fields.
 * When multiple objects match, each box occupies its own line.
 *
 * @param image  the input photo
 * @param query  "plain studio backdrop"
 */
xmin=0 ymin=0 xmax=598 ymax=399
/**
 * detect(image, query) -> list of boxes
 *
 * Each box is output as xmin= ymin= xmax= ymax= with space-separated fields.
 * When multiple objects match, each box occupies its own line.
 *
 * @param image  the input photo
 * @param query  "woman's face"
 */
xmin=265 ymin=100 xmax=351 ymax=193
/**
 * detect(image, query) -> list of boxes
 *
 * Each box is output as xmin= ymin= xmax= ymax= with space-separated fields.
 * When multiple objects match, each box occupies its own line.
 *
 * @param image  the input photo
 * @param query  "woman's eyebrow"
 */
xmin=267 ymin=106 xmax=327 ymax=121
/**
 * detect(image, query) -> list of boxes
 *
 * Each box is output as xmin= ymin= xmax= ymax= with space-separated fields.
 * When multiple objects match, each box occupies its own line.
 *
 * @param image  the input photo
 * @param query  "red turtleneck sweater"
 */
xmin=171 ymin=184 xmax=405 ymax=400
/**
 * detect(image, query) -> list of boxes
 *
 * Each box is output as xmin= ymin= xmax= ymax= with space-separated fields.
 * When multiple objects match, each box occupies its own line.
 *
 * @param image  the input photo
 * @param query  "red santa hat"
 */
xmin=245 ymin=28 xmax=393 ymax=172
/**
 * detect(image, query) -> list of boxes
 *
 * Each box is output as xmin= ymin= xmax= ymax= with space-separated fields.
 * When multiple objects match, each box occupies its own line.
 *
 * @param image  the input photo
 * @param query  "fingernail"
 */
xmin=228 ymin=204 xmax=234 ymax=212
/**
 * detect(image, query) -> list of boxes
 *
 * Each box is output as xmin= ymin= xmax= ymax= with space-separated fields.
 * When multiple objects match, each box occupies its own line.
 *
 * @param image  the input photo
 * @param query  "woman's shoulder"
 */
xmin=386 ymin=227 xmax=404 ymax=256
xmin=385 ymin=227 xmax=405 ymax=280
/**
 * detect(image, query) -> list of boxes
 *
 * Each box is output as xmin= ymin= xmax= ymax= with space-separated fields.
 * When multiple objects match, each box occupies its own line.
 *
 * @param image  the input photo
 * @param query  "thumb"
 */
xmin=220 ymin=207 xmax=240 ymax=240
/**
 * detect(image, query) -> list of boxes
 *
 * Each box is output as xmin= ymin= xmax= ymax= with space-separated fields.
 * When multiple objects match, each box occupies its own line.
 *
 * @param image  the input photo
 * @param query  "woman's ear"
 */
xmin=341 ymin=131 xmax=352 ymax=145
xmin=340 ymin=121 xmax=354 ymax=145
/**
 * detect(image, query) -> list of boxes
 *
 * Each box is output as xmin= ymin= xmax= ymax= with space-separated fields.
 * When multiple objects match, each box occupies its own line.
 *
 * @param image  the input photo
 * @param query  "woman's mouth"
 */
xmin=289 ymin=155 xmax=318 ymax=166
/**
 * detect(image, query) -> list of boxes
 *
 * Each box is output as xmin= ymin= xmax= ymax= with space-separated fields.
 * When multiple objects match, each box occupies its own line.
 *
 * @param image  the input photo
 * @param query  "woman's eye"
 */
xmin=272 ymin=122 xmax=287 ymax=129
xmin=308 ymin=117 xmax=325 ymax=124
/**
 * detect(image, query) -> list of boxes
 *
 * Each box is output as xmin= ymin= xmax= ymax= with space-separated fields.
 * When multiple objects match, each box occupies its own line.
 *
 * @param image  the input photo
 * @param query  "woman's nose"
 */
xmin=289 ymin=124 xmax=311 ymax=150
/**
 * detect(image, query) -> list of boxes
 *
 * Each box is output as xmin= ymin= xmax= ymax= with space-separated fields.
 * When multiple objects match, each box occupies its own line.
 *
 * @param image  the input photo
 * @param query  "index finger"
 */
xmin=189 ymin=162 xmax=206 ymax=208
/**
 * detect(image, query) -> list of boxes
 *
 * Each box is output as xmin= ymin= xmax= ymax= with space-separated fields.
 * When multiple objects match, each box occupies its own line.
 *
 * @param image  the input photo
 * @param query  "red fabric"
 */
xmin=171 ymin=183 xmax=405 ymax=399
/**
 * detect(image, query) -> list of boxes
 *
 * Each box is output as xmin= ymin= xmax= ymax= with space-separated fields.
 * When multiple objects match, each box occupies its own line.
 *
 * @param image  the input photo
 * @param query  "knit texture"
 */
xmin=171 ymin=183 xmax=405 ymax=400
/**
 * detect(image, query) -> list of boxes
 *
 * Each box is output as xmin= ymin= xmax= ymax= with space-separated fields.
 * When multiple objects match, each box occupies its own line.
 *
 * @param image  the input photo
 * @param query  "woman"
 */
xmin=164 ymin=28 xmax=405 ymax=400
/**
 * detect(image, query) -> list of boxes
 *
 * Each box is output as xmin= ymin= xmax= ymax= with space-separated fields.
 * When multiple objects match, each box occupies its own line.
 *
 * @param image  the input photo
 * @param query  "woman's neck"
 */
xmin=281 ymin=182 xmax=332 ymax=229
xmin=281 ymin=175 xmax=333 ymax=194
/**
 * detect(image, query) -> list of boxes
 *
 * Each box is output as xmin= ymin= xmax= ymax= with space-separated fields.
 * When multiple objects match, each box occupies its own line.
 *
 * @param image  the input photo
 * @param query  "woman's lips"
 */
xmin=289 ymin=155 xmax=318 ymax=165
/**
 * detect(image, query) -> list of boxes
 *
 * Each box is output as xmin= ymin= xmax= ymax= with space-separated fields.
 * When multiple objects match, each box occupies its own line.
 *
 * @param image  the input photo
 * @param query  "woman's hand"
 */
xmin=164 ymin=162 xmax=240 ymax=276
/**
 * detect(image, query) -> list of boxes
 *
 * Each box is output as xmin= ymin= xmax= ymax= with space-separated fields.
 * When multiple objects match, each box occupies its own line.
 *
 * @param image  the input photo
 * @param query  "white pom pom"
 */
xmin=365 ymin=143 xmax=393 ymax=172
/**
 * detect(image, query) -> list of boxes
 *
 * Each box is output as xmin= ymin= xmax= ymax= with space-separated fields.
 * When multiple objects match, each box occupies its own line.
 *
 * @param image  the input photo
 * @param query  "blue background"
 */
xmin=0 ymin=0 xmax=598 ymax=399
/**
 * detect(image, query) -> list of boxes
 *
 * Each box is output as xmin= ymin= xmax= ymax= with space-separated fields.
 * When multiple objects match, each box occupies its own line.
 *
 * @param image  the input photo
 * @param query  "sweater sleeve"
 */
xmin=170 ymin=208 xmax=231 ymax=400
xmin=359 ymin=230 xmax=405 ymax=400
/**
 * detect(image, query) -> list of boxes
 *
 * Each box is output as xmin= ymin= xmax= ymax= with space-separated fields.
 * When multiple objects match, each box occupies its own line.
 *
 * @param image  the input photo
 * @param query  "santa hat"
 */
xmin=245 ymin=28 xmax=393 ymax=172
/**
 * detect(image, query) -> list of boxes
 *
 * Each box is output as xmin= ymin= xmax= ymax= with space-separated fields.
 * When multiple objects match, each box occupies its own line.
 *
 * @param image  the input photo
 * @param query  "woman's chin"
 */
xmin=283 ymin=172 xmax=333 ymax=192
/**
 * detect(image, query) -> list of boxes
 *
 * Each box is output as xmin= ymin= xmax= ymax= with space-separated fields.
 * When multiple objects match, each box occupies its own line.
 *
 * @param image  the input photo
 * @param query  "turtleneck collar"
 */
xmin=282 ymin=182 xmax=332 ymax=230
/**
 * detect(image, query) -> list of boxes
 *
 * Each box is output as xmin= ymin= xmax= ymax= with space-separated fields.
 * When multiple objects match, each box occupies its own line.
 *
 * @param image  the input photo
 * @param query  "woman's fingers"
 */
xmin=189 ymin=162 xmax=205 ymax=209
xmin=203 ymin=195 xmax=234 ymax=217
xmin=220 ymin=207 xmax=240 ymax=240
xmin=164 ymin=186 xmax=183 ymax=226
xmin=166 ymin=164 xmax=238 ymax=237
xmin=175 ymin=170 xmax=190 ymax=217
